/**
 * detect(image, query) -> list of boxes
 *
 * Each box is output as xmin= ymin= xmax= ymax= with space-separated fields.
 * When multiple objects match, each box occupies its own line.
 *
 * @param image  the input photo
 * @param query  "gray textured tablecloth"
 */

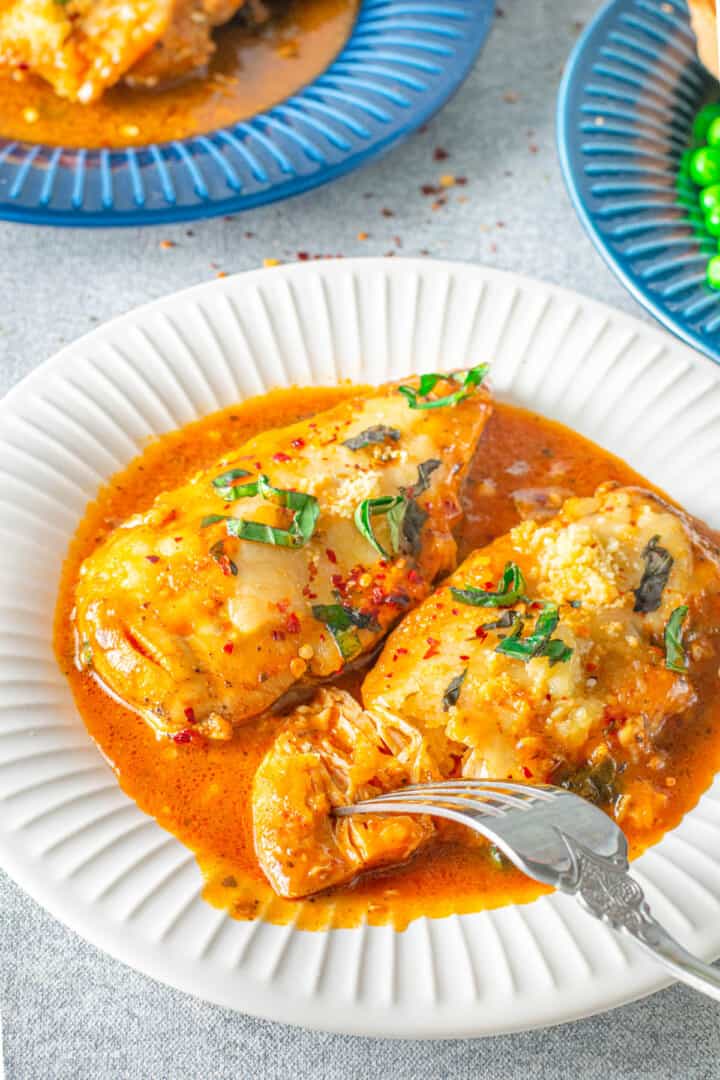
xmin=2 ymin=1 xmax=719 ymax=1076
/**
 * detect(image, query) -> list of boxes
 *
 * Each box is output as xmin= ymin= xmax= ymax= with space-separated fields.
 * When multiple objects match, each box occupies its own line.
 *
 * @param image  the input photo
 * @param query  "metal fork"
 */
xmin=336 ymin=780 xmax=720 ymax=1001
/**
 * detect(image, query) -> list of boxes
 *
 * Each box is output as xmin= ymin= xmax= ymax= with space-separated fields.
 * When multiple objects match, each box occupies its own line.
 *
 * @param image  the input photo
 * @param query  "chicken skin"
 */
xmin=254 ymin=485 xmax=720 ymax=898
xmin=0 ymin=0 xmax=246 ymax=102
xmin=74 ymin=370 xmax=491 ymax=740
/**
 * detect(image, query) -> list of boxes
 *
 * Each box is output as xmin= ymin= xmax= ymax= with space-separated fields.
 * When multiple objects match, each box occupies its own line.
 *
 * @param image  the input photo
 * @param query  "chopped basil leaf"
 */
xmin=557 ymin=757 xmax=619 ymax=806
xmin=209 ymin=539 xmax=238 ymax=576
xmin=398 ymin=498 xmax=427 ymax=557
xmin=343 ymin=425 xmax=401 ymax=451
xmin=201 ymin=514 xmax=229 ymax=528
xmin=398 ymin=364 xmax=489 ymax=410
xmin=633 ymin=535 xmax=673 ymax=614
xmin=412 ymin=458 xmax=442 ymax=496
xmin=211 ymin=467 xmax=253 ymax=499
xmin=354 ymin=494 xmax=407 ymax=557
xmin=442 ymin=669 xmax=467 ymax=711
xmin=451 ymin=562 xmax=526 ymax=608
xmin=480 ymin=609 xmax=521 ymax=632
xmin=312 ymin=602 xmax=377 ymax=660
xmin=222 ymin=475 xmax=319 ymax=549
xmin=664 ymin=604 xmax=689 ymax=673
xmin=496 ymin=603 xmax=573 ymax=665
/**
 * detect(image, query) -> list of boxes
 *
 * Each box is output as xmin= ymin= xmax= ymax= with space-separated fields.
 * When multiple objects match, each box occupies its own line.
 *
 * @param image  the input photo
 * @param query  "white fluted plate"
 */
xmin=2 ymin=259 xmax=720 ymax=1038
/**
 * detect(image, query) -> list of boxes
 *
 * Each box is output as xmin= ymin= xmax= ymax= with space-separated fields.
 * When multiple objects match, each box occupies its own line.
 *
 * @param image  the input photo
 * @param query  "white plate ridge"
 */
xmin=1 ymin=258 xmax=720 ymax=1039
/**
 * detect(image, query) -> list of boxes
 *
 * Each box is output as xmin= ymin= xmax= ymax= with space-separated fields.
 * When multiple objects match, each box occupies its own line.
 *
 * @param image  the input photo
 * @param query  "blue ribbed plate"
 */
xmin=0 ymin=0 xmax=493 ymax=228
xmin=558 ymin=0 xmax=720 ymax=361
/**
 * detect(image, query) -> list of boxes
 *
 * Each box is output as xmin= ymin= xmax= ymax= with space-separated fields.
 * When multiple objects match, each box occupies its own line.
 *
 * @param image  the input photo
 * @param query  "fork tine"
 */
xmin=337 ymin=792 xmax=510 ymax=818
xmin=399 ymin=780 xmax=558 ymax=803
xmin=360 ymin=783 xmax=546 ymax=813
xmin=334 ymin=795 xmax=508 ymax=824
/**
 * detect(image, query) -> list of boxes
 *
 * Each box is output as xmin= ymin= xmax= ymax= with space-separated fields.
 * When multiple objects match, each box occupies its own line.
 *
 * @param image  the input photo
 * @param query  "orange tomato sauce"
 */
xmin=0 ymin=0 xmax=358 ymax=149
xmin=54 ymin=388 xmax=720 ymax=930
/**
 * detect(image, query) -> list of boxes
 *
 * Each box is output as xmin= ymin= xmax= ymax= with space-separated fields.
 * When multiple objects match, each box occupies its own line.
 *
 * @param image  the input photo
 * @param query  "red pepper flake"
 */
xmin=451 ymin=609 xmax=459 ymax=616
xmin=423 ymin=637 xmax=440 ymax=659
xmin=459 ymin=654 xmax=470 ymax=661
xmin=285 ymin=613 xmax=301 ymax=634
xmin=276 ymin=599 xmax=290 ymax=612
xmin=223 ymin=642 xmax=234 ymax=655
xmin=174 ymin=536 xmax=183 ymax=543
xmin=484 ymin=581 xmax=494 ymax=590
xmin=407 ymin=569 xmax=422 ymax=584
xmin=475 ymin=627 xmax=488 ymax=641
xmin=331 ymin=573 xmax=344 ymax=590
xmin=173 ymin=730 xmax=193 ymax=744
xmin=397 ymin=647 xmax=408 ymax=655
xmin=146 ymin=555 xmax=160 ymax=564
xmin=291 ymin=438 xmax=305 ymax=449
xmin=273 ymin=451 xmax=292 ymax=463
xmin=297 ymin=252 xmax=309 ymax=261
xmin=326 ymin=548 xmax=337 ymax=564
xmin=433 ymin=147 xmax=449 ymax=161
xmin=271 ymin=629 xmax=285 ymax=641
xmin=381 ymin=207 xmax=395 ymax=217
xmin=184 ymin=707 xmax=196 ymax=724
xmin=522 ymin=765 xmax=534 ymax=779
xmin=456 ymin=176 xmax=468 ymax=186
xmin=255 ymin=461 xmax=262 ymax=470
xmin=421 ymin=184 xmax=440 ymax=196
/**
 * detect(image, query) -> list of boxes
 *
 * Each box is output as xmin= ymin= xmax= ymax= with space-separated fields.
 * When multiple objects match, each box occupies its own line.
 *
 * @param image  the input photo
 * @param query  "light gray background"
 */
xmin=1 ymin=1 xmax=719 ymax=1077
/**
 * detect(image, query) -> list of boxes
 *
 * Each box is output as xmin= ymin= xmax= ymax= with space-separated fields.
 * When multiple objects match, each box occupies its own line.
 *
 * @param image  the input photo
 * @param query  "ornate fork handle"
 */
xmin=558 ymin=832 xmax=720 ymax=1002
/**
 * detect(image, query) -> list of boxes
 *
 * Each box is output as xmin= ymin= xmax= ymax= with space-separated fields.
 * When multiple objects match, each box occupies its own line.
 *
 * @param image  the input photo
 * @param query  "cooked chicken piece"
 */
xmin=125 ymin=0 xmax=250 ymax=90
xmin=254 ymin=484 xmax=720 ymax=897
xmin=75 ymin=370 xmax=491 ymax=739
xmin=0 ymin=0 xmax=246 ymax=102
xmin=253 ymin=689 xmax=441 ymax=897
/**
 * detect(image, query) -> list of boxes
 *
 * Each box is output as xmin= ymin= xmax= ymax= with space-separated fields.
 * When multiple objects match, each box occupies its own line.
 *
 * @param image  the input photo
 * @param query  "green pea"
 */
xmin=708 ymin=118 xmax=720 ymax=148
xmin=700 ymin=183 xmax=720 ymax=213
xmin=707 ymin=254 xmax=720 ymax=290
xmin=705 ymin=208 xmax=720 ymax=236
xmin=690 ymin=146 xmax=720 ymax=187
xmin=693 ymin=103 xmax=720 ymax=144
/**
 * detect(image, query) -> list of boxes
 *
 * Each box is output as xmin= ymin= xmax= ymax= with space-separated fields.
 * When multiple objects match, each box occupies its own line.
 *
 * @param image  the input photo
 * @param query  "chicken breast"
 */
xmin=0 ymin=0 xmax=246 ymax=102
xmin=74 ymin=369 xmax=491 ymax=740
xmin=254 ymin=484 xmax=720 ymax=897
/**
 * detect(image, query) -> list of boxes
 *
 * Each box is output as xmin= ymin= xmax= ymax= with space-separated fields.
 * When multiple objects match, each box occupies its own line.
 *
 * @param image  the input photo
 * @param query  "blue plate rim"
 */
xmin=556 ymin=0 xmax=720 ymax=363
xmin=0 ymin=0 xmax=494 ymax=228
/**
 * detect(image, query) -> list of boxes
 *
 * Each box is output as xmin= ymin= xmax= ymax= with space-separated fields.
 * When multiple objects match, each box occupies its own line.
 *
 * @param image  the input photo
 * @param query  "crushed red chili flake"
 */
xmin=522 ymin=765 xmax=534 ymax=779
xmin=291 ymin=438 xmax=305 ymax=449
xmin=146 ymin=555 xmax=160 ymax=564
xmin=297 ymin=252 xmax=310 ymax=261
xmin=173 ymin=730 xmax=193 ymax=744
xmin=276 ymin=599 xmax=290 ymax=612
xmin=407 ymin=569 xmax=422 ymax=584
xmin=271 ymin=629 xmax=285 ymax=641
xmin=396 ymin=647 xmax=408 ymax=655
xmin=273 ymin=451 xmax=292 ymax=463
xmin=421 ymin=184 xmax=441 ymax=196
xmin=285 ymin=613 xmax=301 ymax=634
xmin=223 ymin=642 xmax=234 ymax=654
xmin=255 ymin=461 xmax=262 ymax=470
xmin=423 ymin=637 xmax=440 ymax=659
xmin=174 ymin=536 xmax=183 ymax=543
xmin=184 ymin=706 xmax=196 ymax=724
xmin=459 ymin=654 xmax=470 ymax=661
xmin=475 ymin=627 xmax=488 ymax=640
xmin=326 ymin=548 xmax=338 ymax=564
xmin=433 ymin=147 xmax=449 ymax=161
xmin=331 ymin=573 xmax=344 ymax=590
xmin=381 ymin=207 xmax=395 ymax=217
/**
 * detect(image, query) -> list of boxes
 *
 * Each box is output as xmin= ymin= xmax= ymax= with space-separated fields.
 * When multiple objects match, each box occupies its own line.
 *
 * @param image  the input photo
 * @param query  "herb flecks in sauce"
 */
xmin=442 ymin=670 xmax=467 ymax=711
